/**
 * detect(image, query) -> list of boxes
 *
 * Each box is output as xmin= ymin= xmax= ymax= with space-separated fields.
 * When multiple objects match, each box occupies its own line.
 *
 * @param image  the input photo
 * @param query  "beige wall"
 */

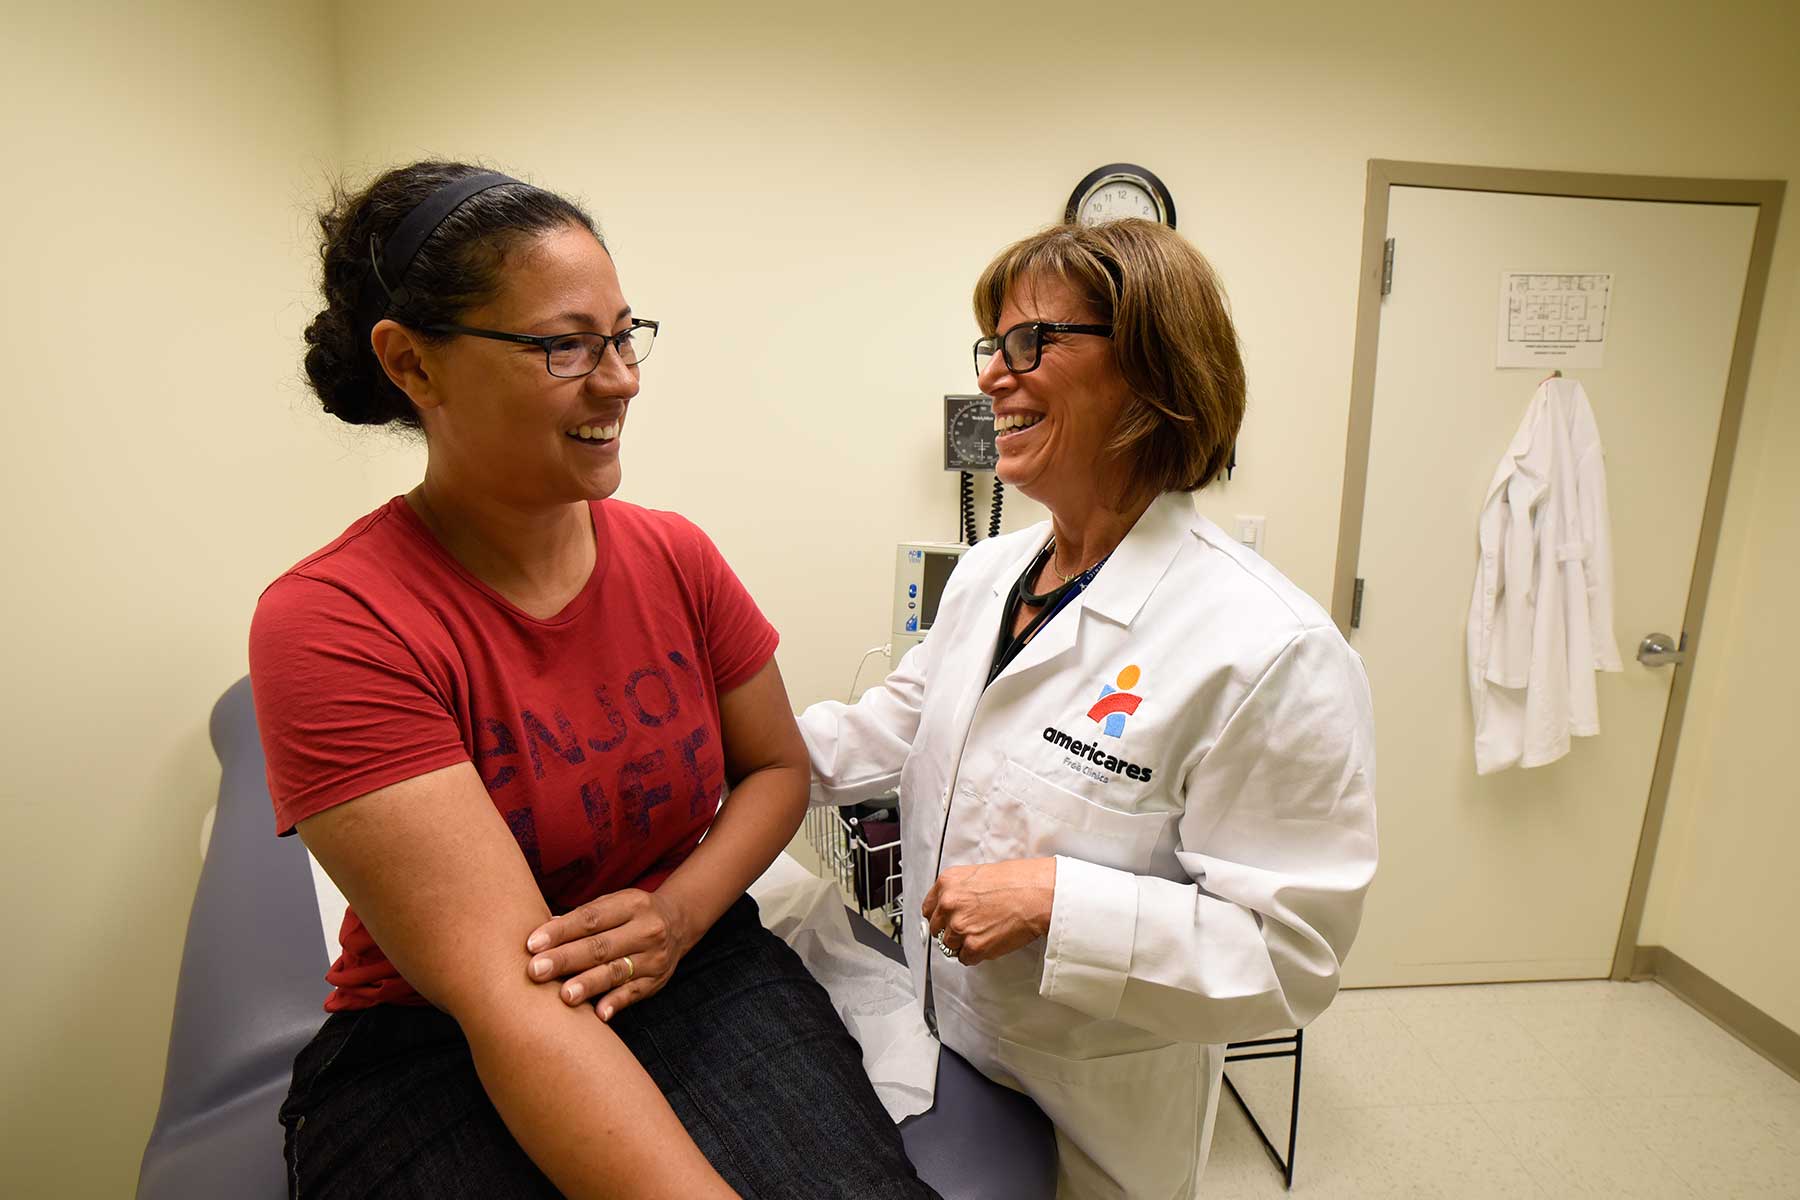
xmin=1640 ymin=268 xmax=1800 ymax=1031
xmin=0 ymin=1 xmax=347 ymax=1194
xmin=334 ymin=0 xmax=1800 ymax=1022
xmin=327 ymin=0 xmax=1800 ymax=708
xmin=2 ymin=0 xmax=1796 ymax=1193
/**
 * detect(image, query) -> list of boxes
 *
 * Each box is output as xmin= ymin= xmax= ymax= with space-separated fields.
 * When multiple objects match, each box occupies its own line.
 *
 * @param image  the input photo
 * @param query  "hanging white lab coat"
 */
xmin=1467 ymin=378 xmax=1622 ymax=775
xmin=800 ymin=493 xmax=1377 ymax=1198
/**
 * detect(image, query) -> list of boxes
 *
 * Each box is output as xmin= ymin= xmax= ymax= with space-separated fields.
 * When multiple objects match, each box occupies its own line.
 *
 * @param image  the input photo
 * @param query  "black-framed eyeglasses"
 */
xmin=974 ymin=321 xmax=1113 ymax=377
xmin=422 ymin=318 xmax=660 ymax=378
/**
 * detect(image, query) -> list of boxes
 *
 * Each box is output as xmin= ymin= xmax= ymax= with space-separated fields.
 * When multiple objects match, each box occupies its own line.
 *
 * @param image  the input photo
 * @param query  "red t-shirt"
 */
xmin=248 ymin=497 xmax=778 ymax=1011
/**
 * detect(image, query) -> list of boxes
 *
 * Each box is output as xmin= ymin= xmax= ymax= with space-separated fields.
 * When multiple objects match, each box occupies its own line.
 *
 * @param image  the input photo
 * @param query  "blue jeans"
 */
xmin=279 ymin=894 xmax=938 ymax=1198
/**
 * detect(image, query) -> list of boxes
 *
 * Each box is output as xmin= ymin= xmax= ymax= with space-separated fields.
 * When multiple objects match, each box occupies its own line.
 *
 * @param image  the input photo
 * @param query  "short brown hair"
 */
xmin=973 ymin=220 xmax=1245 ymax=502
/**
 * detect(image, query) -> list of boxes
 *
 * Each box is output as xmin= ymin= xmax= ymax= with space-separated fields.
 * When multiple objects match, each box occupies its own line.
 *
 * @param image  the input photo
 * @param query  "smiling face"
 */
xmin=412 ymin=223 xmax=640 ymax=507
xmin=977 ymin=272 xmax=1134 ymax=513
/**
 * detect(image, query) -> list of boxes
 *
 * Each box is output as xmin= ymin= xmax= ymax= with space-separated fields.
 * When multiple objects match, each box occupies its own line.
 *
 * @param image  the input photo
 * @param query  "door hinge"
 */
xmin=1380 ymin=239 xmax=1396 ymax=297
xmin=1351 ymin=577 xmax=1366 ymax=629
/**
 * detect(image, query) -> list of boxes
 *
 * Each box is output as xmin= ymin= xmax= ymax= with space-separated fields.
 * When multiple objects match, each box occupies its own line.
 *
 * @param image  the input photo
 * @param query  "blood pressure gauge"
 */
xmin=944 ymin=394 xmax=998 ymax=471
xmin=1065 ymin=163 xmax=1177 ymax=228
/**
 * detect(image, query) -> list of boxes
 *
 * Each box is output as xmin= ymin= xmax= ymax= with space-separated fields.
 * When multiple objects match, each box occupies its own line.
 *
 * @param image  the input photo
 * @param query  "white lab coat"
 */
xmin=1467 ymin=378 xmax=1622 ymax=775
xmin=801 ymin=493 xmax=1378 ymax=1198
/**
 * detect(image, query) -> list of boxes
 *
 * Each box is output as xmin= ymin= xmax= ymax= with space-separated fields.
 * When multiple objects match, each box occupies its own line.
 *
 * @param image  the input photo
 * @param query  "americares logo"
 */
xmin=1040 ymin=664 xmax=1153 ymax=783
xmin=1087 ymin=664 xmax=1144 ymax=737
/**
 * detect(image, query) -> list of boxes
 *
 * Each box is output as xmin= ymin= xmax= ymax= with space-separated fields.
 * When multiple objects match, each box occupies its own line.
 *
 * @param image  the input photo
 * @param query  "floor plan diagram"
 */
xmin=1499 ymin=271 xmax=1612 ymax=367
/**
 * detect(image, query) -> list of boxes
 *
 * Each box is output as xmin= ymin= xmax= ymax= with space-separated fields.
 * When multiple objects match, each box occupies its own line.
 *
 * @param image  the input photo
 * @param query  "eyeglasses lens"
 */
xmin=1002 ymin=325 xmax=1041 ymax=372
xmin=974 ymin=338 xmax=997 ymax=375
xmin=623 ymin=323 xmax=656 ymax=367
xmin=545 ymin=326 xmax=657 ymax=378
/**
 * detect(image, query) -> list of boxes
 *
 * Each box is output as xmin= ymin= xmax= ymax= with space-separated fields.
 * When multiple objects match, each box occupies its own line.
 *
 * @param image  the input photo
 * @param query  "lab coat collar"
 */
xmin=1083 ymin=492 xmax=1195 ymax=627
xmin=978 ymin=492 xmax=1191 ymax=691
xmin=1482 ymin=378 xmax=1584 ymax=508
xmin=980 ymin=532 xmax=1070 ymax=687
xmin=987 ymin=491 xmax=1194 ymax=630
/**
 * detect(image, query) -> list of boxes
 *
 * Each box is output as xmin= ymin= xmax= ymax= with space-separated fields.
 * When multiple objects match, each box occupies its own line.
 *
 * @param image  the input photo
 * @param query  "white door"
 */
xmin=1347 ymin=186 xmax=1759 ymax=986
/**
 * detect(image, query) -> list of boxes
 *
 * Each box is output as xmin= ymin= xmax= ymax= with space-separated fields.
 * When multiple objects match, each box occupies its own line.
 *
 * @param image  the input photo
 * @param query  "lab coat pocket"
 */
xmin=986 ymin=758 xmax=1169 ymax=873
xmin=996 ymin=1036 xmax=1203 ymax=1199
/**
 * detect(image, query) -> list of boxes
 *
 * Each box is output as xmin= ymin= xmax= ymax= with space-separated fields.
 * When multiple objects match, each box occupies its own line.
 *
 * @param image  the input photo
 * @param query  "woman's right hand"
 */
xmin=295 ymin=762 xmax=734 ymax=1195
xmin=527 ymin=887 xmax=696 ymax=1021
xmin=922 ymin=857 xmax=1057 ymax=966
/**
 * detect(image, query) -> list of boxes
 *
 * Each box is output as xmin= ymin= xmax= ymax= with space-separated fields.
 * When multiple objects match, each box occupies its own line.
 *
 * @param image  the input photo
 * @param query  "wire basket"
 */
xmin=803 ymin=799 xmax=904 ymax=934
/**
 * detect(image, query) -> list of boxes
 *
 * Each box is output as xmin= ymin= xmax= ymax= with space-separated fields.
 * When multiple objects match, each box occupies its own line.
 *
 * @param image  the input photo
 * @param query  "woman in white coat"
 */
xmin=800 ymin=220 xmax=1378 ymax=1198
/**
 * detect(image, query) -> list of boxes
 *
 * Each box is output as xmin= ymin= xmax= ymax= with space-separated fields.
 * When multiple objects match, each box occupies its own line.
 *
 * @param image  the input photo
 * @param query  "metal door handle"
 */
xmin=1637 ymin=632 xmax=1686 ymax=668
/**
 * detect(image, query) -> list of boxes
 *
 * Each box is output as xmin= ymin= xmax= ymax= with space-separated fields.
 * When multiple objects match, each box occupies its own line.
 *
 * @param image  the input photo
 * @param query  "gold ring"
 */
xmin=622 ymin=955 xmax=634 ymax=982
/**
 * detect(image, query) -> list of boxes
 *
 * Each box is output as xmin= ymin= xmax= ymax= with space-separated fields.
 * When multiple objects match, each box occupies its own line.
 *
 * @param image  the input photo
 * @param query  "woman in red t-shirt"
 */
xmin=250 ymin=162 xmax=936 ymax=1199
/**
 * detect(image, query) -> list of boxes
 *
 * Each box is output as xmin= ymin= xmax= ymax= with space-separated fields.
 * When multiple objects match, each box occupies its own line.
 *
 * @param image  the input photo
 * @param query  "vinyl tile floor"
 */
xmin=1202 ymin=980 xmax=1800 ymax=1199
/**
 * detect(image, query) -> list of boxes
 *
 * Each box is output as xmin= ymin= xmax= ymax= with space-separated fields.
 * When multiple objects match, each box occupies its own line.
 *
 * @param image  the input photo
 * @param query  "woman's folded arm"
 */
xmin=297 ymin=760 xmax=737 ymax=1200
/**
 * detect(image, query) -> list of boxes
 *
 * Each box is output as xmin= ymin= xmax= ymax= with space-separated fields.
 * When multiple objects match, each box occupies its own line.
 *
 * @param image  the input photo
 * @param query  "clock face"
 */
xmin=1066 ymin=163 xmax=1176 ymax=229
xmin=1079 ymin=178 xmax=1160 ymax=225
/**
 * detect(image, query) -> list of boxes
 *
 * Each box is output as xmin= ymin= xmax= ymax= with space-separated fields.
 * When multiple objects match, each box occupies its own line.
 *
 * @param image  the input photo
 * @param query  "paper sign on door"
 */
xmin=1498 ymin=271 xmax=1613 ymax=368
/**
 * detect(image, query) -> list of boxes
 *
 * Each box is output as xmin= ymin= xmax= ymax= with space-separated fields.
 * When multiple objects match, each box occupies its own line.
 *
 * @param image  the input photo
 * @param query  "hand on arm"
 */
xmin=527 ymin=658 xmax=809 ymax=1020
xmin=298 ymin=762 xmax=737 ymax=1200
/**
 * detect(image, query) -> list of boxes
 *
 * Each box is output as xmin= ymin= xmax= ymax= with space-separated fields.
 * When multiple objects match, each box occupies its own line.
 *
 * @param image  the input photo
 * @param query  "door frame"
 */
xmin=1331 ymin=160 xmax=1785 ymax=981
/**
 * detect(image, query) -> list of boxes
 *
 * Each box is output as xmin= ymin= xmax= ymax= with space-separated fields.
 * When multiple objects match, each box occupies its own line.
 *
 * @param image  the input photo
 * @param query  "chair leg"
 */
xmin=1284 ymin=1027 xmax=1303 ymax=1189
xmin=1221 ymin=1029 xmax=1304 ymax=1190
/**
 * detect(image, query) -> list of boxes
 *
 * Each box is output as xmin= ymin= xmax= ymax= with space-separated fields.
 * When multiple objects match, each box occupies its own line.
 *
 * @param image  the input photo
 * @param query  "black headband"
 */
xmin=355 ymin=170 xmax=521 ymax=332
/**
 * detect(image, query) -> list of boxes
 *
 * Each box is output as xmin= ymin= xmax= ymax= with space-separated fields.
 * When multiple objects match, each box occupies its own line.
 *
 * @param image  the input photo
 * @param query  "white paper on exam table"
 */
xmin=748 ymin=852 xmax=937 ymax=1121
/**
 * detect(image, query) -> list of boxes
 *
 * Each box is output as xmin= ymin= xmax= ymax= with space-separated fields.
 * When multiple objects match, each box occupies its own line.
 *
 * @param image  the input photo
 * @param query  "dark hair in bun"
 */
xmin=302 ymin=161 xmax=599 ymax=430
